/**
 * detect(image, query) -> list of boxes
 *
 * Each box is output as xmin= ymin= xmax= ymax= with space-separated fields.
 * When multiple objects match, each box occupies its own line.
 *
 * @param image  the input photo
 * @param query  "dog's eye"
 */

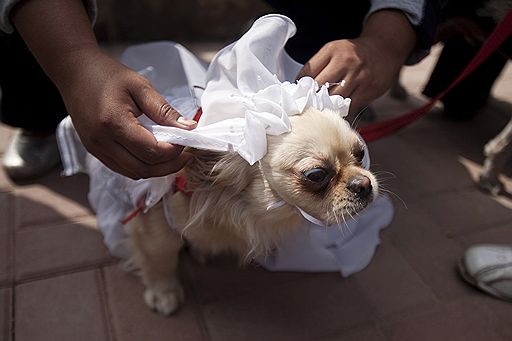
xmin=303 ymin=168 xmax=328 ymax=183
xmin=353 ymin=146 xmax=365 ymax=164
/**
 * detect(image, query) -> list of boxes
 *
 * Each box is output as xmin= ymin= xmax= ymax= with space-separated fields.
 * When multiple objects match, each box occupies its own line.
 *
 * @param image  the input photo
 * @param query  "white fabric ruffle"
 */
xmin=139 ymin=14 xmax=350 ymax=165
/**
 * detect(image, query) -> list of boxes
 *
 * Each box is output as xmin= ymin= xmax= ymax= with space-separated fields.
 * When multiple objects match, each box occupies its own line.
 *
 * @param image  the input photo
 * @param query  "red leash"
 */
xmin=358 ymin=10 xmax=512 ymax=142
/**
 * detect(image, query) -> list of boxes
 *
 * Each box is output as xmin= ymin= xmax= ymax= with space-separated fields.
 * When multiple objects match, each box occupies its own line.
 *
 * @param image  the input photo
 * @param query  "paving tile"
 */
xmin=14 ymin=175 xmax=92 ymax=228
xmin=103 ymin=265 xmax=206 ymax=341
xmin=33 ymin=171 xmax=92 ymax=209
xmin=455 ymin=222 xmax=512 ymax=248
xmin=366 ymin=139 xmax=415 ymax=208
xmin=15 ymin=270 xmax=111 ymax=341
xmin=457 ymin=156 xmax=512 ymax=209
xmin=387 ymin=203 xmax=472 ymax=301
xmin=420 ymin=189 xmax=512 ymax=237
xmin=368 ymin=133 xmax=472 ymax=201
xmin=368 ymin=92 xmax=435 ymax=128
xmin=493 ymin=61 xmax=512 ymax=99
xmin=399 ymin=127 xmax=479 ymax=186
xmin=202 ymin=274 xmax=375 ymax=341
xmin=381 ymin=298 xmax=508 ymax=341
xmin=183 ymin=252 xmax=313 ymax=304
xmin=479 ymin=296 xmax=512 ymax=340
xmin=445 ymin=107 xmax=512 ymax=164
xmin=368 ymin=137 xmax=426 ymax=204
xmin=315 ymin=324 xmax=386 ymax=341
xmin=457 ymin=155 xmax=486 ymax=184
xmin=0 ymin=166 xmax=14 ymax=193
xmin=447 ymin=108 xmax=503 ymax=147
xmin=491 ymin=187 xmax=512 ymax=210
xmin=15 ymin=217 xmax=114 ymax=281
xmin=0 ymin=124 xmax=14 ymax=155
xmin=351 ymin=237 xmax=437 ymax=318
xmin=0 ymin=288 xmax=12 ymax=341
xmin=0 ymin=193 xmax=13 ymax=286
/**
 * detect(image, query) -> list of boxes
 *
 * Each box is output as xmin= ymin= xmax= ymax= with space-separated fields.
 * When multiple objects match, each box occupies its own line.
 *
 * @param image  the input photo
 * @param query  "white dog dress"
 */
xmin=58 ymin=14 xmax=394 ymax=277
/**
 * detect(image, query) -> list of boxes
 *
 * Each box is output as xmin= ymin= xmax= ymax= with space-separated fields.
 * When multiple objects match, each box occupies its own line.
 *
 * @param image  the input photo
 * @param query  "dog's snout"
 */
xmin=347 ymin=175 xmax=372 ymax=197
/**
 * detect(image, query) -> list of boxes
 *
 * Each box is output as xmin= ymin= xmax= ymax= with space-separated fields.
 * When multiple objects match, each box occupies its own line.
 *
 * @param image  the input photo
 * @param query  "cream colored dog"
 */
xmin=125 ymin=106 xmax=379 ymax=315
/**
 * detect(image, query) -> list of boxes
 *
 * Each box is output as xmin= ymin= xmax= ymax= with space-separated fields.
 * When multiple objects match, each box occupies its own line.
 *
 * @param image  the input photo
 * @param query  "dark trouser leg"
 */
xmin=0 ymin=30 xmax=67 ymax=132
xmin=422 ymin=34 xmax=509 ymax=120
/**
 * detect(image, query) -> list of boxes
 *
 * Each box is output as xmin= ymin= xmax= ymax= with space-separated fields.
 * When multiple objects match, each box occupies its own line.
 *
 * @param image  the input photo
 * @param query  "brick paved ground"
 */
xmin=1 ymin=43 xmax=511 ymax=341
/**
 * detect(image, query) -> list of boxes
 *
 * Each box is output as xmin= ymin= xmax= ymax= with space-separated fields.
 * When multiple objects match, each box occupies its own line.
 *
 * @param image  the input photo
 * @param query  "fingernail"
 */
xmin=177 ymin=117 xmax=197 ymax=127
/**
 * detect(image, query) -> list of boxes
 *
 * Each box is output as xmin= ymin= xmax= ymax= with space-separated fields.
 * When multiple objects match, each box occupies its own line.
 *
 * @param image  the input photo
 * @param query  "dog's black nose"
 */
xmin=347 ymin=175 xmax=372 ymax=197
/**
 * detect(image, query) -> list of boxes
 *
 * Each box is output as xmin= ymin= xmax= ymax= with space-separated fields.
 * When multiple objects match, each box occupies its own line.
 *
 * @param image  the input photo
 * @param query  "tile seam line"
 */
xmin=194 ymin=272 xmax=318 ymax=306
xmin=447 ymin=220 xmax=512 ymax=240
xmin=374 ymin=322 xmax=392 ymax=341
xmin=306 ymin=321 xmax=382 ymax=341
xmin=183 ymin=265 xmax=212 ymax=341
xmin=10 ymin=286 xmax=14 ymax=341
xmin=16 ymin=214 xmax=95 ymax=230
xmin=97 ymin=268 xmax=117 ymax=341
xmin=11 ymin=192 xmax=16 ymax=341
xmin=387 ymin=237 xmax=441 ymax=304
xmin=0 ymin=282 xmax=12 ymax=290
xmin=15 ymin=259 xmax=120 ymax=285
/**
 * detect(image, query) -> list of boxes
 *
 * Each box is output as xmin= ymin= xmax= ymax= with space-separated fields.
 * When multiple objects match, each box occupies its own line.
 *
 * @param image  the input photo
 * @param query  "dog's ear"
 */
xmin=184 ymin=148 xmax=258 ymax=193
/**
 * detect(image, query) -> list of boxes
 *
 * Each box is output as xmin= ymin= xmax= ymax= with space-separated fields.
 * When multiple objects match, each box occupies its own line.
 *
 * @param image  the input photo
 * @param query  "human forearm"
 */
xmin=368 ymin=0 xmax=441 ymax=63
xmin=11 ymin=0 xmax=100 ymax=92
xmin=10 ymin=0 xmax=196 ymax=179
xmin=360 ymin=9 xmax=416 ymax=67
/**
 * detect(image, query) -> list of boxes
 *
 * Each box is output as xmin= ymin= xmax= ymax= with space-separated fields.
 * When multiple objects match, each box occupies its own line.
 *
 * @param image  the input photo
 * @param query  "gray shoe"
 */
xmin=459 ymin=244 xmax=512 ymax=301
xmin=2 ymin=129 xmax=61 ymax=181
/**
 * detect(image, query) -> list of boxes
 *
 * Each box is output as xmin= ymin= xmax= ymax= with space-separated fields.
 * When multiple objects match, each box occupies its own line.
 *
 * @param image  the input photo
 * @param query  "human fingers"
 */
xmin=295 ymin=49 xmax=330 ymax=80
xmin=346 ymin=77 xmax=383 ymax=115
xmin=303 ymin=40 xmax=362 ymax=95
xmin=95 ymin=141 xmax=193 ymax=179
xmin=310 ymin=58 xmax=359 ymax=99
xmin=345 ymin=85 xmax=367 ymax=115
xmin=108 ymin=76 xmax=194 ymax=167
xmin=131 ymin=79 xmax=197 ymax=129
xmin=317 ymin=67 xmax=358 ymax=99
xmin=115 ymin=116 xmax=189 ymax=166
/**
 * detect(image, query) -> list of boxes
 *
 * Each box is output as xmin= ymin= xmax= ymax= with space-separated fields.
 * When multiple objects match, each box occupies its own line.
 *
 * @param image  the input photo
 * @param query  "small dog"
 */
xmin=125 ymin=106 xmax=379 ymax=315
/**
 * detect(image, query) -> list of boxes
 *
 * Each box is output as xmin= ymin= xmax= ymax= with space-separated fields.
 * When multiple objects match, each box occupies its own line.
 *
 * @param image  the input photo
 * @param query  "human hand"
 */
xmin=297 ymin=37 xmax=403 ymax=113
xmin=11 ymin=0 xmax=197 ymax=179
xmin=60 ymin=50 xmax=197 ymax=179
xmin=296 ymin=10 xmax=416 ymax=115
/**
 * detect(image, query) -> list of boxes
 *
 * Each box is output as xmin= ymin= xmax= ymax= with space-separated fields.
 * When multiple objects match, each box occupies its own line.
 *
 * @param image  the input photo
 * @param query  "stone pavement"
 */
xmin=1 ymin=43 xmax=511 ymax=341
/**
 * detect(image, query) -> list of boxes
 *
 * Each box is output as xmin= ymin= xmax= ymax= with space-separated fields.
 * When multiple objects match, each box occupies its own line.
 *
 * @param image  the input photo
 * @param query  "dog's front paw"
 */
xmin=144 ymin=281 xmax=184 ymax=316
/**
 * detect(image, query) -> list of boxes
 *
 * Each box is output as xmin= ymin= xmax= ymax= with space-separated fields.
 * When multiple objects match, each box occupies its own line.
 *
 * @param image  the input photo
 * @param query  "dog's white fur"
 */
xmin=125 ymin=106 xmax=379 ymax=315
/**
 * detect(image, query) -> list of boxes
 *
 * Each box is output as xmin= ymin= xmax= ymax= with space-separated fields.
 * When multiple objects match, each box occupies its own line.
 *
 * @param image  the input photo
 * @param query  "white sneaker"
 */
xmin=459 ymin=244 xmax=512 ymax=301
xmin=2 ymin=129 xmax=61 ymax=180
